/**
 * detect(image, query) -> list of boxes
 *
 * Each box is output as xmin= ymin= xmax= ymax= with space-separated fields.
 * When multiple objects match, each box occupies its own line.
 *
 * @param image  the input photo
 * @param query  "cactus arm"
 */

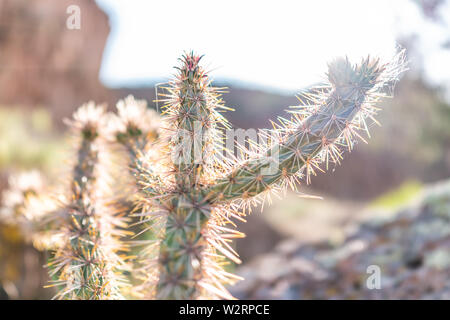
xmin=153 ymin=52 xmax=232 ymax=299
xmin=161 ymin=52 xmax=230 ymax=188
xmin=48 ymin=103 xmax=126 ymax=300
xmin=205 ymin=54 xmax=407 ymax=204
xmin=109 ymin=95 xmax=162 ymax=195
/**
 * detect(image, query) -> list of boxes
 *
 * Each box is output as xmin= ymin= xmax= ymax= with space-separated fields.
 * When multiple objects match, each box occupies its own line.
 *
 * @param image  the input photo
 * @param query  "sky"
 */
xmin=95 ymin=0 xmax=450 ymax=94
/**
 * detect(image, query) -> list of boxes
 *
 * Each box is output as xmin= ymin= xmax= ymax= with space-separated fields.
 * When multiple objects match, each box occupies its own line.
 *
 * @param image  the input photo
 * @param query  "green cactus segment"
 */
xmin=48 ymin=104 xmax=125 ymax=300
xmin=162 ymin=52 xmax=230 ymax=188
xmin=155 ymin=53 xmax=224 ymax=299
xmin=156 ymin=194 xmax=210 ymax=299
xmin=154 ymin=52 xmax=234 ymax=299
xmin=206 ymin=57 xmax=400 ymax=203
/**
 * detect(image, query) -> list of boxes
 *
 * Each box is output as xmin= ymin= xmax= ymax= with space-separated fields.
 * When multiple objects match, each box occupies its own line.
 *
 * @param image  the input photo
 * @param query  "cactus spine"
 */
xmin=137 ymin=51 xmax=406 ymax=299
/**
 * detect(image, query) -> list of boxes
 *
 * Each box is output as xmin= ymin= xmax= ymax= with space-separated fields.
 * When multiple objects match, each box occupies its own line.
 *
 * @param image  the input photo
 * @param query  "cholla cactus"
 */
xmin=47 ymin=103 xmax=128 ymax=299
xmin=6 ymin=51 xmax=406 ymax=300
xmin=134 ymin=51 xmax=407 ymax=299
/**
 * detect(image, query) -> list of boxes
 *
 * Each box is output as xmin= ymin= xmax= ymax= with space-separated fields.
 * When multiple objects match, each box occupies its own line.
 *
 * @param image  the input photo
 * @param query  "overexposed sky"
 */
xmin=95 ymin=0 xmax=450 ymax=93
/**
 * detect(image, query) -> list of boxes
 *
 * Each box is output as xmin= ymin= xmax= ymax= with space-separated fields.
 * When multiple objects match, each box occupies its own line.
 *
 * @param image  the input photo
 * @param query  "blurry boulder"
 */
xmin=232 ymin=180 xmax=450 ymax=299
xmin=0 ymin=0 xmax=110 ymax=123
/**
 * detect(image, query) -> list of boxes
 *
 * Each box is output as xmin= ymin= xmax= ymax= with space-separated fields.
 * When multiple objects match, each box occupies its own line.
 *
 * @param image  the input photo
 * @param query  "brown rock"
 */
xmin=0 ymin=0 xmax=110 ymax=123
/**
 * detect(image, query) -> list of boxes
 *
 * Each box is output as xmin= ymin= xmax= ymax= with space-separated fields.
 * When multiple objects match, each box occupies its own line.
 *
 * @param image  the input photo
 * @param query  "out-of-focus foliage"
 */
xmin=0 ymin=222 xmax=50 ymax=299
xmin=0 ymin=107 xmax=66 ymax=299
xmin=370 ymin=180 xmax=423 ymax=210
xmin=0 ymin=107 xmax=67 ymax=172
xmin=374 ymin=77 xmax=450 ymax=168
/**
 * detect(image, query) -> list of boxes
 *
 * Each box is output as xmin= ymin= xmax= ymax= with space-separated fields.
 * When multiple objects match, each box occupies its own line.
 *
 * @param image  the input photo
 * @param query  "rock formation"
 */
xmin=0 ymin=0 xmax=110 ymax=122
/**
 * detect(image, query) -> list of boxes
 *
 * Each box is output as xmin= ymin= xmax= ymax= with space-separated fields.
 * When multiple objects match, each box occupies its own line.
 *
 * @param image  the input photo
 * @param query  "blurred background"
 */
xmin=0 ymin=0 xmax=449 ymax=299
